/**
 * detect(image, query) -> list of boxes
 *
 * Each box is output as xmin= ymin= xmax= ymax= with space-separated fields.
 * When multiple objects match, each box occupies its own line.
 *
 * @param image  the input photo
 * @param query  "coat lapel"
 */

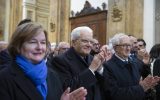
xmin=66 ymin=47 xmax=93 ymax=68
xmin=112 ymin=54 xmax=126 ymax=68
xmin=11 ymin=63 xmax=42 ymax=100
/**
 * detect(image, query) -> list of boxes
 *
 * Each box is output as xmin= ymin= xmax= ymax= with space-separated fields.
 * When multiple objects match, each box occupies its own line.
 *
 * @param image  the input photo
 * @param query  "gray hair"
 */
xmin=110 ymin=33 xmax=127 ymax=47
xmin=57 ymin=42 xmax=70 ymax=48
xmin=71 ymin=26 xmax=93 ymax=41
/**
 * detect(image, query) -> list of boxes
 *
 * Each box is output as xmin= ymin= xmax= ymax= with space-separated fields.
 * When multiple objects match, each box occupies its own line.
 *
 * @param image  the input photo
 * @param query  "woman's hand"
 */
xmin=61 ymin=87 xmax=87 ymax=100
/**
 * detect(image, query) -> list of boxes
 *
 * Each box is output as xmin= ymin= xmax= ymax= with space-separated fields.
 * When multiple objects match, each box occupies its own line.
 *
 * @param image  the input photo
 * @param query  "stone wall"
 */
xmin=107 ymin=0 xmax=144 ymax=40
xmin=155 ymin=0 xmax=160 ymax=44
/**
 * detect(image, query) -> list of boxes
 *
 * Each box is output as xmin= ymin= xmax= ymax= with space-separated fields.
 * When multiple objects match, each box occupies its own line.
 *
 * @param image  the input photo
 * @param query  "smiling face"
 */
xmin=20 ymin=31 xmax=47 ymax=64
xmin=73 ymin=31 xmax=93 ymax=56
xmin=115 ymin=35 xmax=131 ymax=59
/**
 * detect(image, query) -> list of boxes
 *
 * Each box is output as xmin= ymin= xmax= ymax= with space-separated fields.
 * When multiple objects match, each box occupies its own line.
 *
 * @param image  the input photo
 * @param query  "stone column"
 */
xmin=50 ymin=0 xmax=70 ymax=44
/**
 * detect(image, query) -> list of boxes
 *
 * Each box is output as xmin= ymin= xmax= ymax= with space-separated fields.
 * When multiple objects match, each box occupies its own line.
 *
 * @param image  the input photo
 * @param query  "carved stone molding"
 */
xmin=73 ymin=1 xmax=103 ymax=17
xmin=111 ymin=3 xmax=122 ymax=22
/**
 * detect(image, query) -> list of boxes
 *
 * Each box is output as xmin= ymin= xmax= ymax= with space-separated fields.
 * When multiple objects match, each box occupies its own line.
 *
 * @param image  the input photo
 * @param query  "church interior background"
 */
xmin=0 ymin=0 xmax=160 ymax=51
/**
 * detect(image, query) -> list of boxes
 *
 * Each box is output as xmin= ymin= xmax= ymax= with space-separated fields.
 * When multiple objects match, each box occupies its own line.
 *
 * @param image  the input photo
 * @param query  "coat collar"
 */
xmin=66 ymin=47 xmax=93 ymax=66
xmin=10 ymin=62 xmax=43 ymax=100
xmin=111 ymin=54 xmax=134 ymax=69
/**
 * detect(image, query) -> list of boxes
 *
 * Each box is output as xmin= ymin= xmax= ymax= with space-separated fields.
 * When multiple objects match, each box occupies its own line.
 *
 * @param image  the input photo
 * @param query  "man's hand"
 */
xmin=137 ymin=49 xmax=150 ymax=64
xmin=139 ymin=75 xmax=160 ymax=92
xmin=89 ymin=49 xmax=107 ymax=72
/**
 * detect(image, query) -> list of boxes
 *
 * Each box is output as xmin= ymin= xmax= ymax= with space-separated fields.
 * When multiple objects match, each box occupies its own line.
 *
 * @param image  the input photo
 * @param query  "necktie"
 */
xmin=124 ymin=60 xmax=132 ymax=72
xmin=83 ymin=56 xmax=88 ymax=64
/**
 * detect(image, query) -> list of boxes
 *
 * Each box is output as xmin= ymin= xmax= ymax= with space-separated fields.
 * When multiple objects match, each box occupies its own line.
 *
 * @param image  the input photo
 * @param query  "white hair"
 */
xmin=110 ymin=33 xmax=127 ymax=47
xmin=71 ymin=26 xmax=93 ymax=41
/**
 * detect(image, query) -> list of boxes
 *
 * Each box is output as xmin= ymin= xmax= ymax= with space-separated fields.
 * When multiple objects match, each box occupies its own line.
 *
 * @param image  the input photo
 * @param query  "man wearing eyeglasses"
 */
xmin=103 ymin=33 xmax=160 ymax=100
xmin=50 ymin=26 xmax=108 ymax=100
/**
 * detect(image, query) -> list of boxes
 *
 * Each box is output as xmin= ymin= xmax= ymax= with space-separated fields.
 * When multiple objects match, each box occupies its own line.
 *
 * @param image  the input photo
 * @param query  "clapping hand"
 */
xmin=139 ymin=75 xmax=160 ymax=92
xmin=89 ymin=48 xmax=107 ymax=72
xmin=61 ymin=87 xmax=87 ymax=100
xmin=137 ymin=49 xmax=150 ymax=64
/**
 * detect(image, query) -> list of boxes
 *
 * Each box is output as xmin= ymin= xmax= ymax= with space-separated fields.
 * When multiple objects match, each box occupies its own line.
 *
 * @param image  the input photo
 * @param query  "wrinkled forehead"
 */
xmin=80 ymin=31 xmax=93 ymax=39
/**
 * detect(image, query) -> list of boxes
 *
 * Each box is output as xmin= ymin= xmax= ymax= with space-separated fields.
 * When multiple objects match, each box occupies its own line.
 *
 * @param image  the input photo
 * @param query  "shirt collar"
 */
xmin=115 ymin=53 xmax=128 ymax=62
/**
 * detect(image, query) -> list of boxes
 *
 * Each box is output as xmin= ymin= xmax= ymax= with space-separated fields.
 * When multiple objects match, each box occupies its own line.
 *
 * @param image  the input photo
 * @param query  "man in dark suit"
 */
xmin=49 ymin=26 xmax=106 ymax=100
xmin=103 ymin=33 xmax=160 ymax=100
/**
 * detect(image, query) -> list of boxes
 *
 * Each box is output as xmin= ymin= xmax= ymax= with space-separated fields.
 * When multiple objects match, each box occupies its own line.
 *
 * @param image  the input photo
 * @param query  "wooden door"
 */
xmin=70 ymin=10 xmax=107 ymax=45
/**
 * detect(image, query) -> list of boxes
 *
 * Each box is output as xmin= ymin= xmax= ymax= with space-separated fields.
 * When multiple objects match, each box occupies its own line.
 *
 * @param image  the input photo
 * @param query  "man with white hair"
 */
xmin=103 ymin=33 xmax=160 ymax=100
xmin=50 ymin=26 xmax=107 ymax=100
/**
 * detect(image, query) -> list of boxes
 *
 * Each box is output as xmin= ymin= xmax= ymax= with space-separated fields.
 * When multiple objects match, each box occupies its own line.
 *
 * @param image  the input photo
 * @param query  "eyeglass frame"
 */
xmin=115 ymin=44 xmax=131 ymax=48
xmin=76 ymin=38 xmax=93 ymax=44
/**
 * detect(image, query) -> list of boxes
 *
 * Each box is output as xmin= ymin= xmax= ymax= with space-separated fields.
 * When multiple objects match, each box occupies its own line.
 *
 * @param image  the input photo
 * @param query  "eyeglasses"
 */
xmin=78 ymin=38 xmax=93 ymax=44
xmin=92 ymin=43 xmax=100 ymax=46
xmin=116 ymin=44 xmax=131 ymax=48
xmin=59 ymin=48 xmax=69 ymax=51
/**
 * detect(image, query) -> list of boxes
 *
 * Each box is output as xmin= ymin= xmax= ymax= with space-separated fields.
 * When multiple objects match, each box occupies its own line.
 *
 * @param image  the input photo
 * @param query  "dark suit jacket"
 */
xmin=103 ymin=54 xmax=145 ymax=100
xmin=130 ymin=54 xmax=151 ymax=79
xmin=0 ymin=49 xmax=11 ymax=70
xmin=0 ymin=61 xmax=63 ymax=100
xmin=153 ymin=58 xmax=160 ymax=100
xmin=49 ymin=47 xmax=104 ymax=100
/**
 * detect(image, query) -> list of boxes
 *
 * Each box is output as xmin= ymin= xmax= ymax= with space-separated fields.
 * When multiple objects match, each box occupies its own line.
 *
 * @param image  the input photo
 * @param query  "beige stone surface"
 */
xmin=2 ymin=0 xmax=146 ymax=43
xmin=9 ymin=0 xmax=22 ymax=39
xmin=49 ymin=0 xmax=70 ymax=44
xmin=107 ymin=0 xmax=144 ymax=40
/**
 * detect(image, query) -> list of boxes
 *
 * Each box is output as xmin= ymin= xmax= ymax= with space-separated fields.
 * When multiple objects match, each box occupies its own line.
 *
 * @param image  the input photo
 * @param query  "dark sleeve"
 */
xmin=47 ymin=68 xmax=63 ymax=100
xmin=50 ymin=56 xmax=97 ymax=91
xmin=103 ymin=63 xmax=145 ymax=100
xmin=153 ymin=59 xmax=160 ymax=99
xmin=153 ymin=59 xmax=160 ymax=76
xmin=0 ymin=50 xmax=11 ymax=65
xmin=141 ymin=64 xmax=151 ymax=78
xmin=137 ymin=59 xmax=151 ymax=79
